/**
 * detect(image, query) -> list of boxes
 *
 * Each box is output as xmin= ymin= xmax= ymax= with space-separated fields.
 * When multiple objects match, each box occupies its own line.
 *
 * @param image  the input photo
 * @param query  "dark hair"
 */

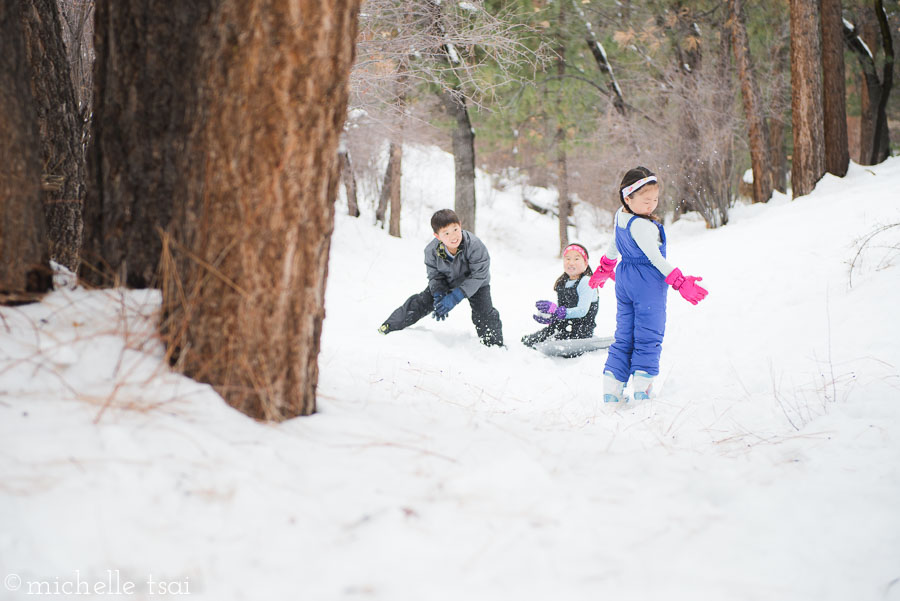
xmin=618 ymin=166 xmax=660 ymax=221
xmin=554 ymin=243 xmax=593 ymax=289
xmin=431 ymin=209 xmax=461 ymax=233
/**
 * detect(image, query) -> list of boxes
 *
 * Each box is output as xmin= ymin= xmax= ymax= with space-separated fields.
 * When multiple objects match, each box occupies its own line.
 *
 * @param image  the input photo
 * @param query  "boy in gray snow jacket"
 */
xmin=379 ymin=209 xmax=504 ymax=347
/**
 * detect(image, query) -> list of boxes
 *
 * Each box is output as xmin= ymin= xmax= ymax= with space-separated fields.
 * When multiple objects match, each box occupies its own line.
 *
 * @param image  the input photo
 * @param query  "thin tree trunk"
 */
xmin=871 ymin=0 xmax=893 ymax=164
xmin=22 ymin=0 xmax=86 ymax=272
xmin=844 ymin=13 xmax=886 ymax=166
xmin=441 ymin=89 xmax=476 ymax=233
xmin=388 ymin=142 xmax=402 ymax=238
xmin=159 ymin=0 xmax=360 ymax=420
xmin=790 ymin=0 xmax=825 ymax=197
xmin=556 ymin=0 xmax=569 ymax=253
xmin=338 ymin=137 xmax=360 ymax=218
xmin=820 ymin=0 xmax=849 ymax=176
xmin=731 ymin=0 xmax=773 ymax=203
xmin=0 ymin=1 xmax=51 ymax=299
xmin=376 ymin=143 xmax=398 ymax=226
xmin=769 ymin=115 xmax=788 ymax=193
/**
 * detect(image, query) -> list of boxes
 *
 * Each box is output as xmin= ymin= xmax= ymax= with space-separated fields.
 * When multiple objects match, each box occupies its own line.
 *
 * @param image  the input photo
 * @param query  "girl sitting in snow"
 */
xmin=521 ymin=243 xmax=599 ymax=355
xmin=589 ymin=167 xmax=708 ymax=402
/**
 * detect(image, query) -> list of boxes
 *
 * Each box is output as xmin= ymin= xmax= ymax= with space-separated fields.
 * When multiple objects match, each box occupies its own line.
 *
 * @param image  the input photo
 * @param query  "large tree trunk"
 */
xmin=820 ymin=0 xmax=849 ymax=177
xmin=441 ymin=89 xmax=477 ymax=233
xmin=789 ymin=0 xmax=825 ymax=198
xmin=0 ymin=1 xmax=52 ymax=299
xmin=161 ymin=0 xmax=360 ymax=420
xmin=731 ymin=0 xmax=773 ymax=203
xmin=82 ymin=1 xmax=209 ymax=288
xmin=22 ymin=0 xmax=86 ymax=272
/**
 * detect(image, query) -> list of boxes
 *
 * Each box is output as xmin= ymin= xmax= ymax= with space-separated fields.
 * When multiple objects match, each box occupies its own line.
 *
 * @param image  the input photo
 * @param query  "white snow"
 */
xmin=2 ymin=147 xmax=900 ymax=600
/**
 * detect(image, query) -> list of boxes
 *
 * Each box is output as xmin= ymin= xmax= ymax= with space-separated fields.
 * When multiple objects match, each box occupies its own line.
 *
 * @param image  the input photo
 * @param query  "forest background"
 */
xmin=1 ymin=0 xmax=898 ymax=420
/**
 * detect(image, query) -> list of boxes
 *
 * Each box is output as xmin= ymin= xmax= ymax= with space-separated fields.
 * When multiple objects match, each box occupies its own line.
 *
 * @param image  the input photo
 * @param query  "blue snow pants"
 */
xmin=604 ymin=215 xmax=668 ymax=382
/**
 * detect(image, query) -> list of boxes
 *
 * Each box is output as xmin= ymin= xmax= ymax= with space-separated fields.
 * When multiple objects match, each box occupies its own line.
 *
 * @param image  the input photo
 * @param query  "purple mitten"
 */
xmin=665 ymin=268 xmax=708 ymax=305
xmin=534 ymin=300 xmax=567 ymax=321
xmin=532 ymin=313 xmax=554 ymax=324
xmin=588 ymin=256 xmax=617 ymax=289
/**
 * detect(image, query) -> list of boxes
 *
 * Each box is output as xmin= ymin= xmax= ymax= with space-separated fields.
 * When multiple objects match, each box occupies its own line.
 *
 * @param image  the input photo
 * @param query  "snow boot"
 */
xmin=632 ymin=370 xmax=654 ymax=401
xmin=603 ymin=370 xmax=628 ymax=403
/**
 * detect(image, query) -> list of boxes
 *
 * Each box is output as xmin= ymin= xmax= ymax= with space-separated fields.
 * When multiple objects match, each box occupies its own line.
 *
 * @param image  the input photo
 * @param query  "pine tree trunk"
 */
xmin=769 ymin=115 xmax=788 ymax=193
xmin=790 ymin=0 xmax=826 ymax=198
xmin=731 ymin=0 xmax=773 ymax=203
xmin=162 ymin=0 xmax=360 ymax=420
xmin=22 ymin=0 xmax=86 ymax=272
xmin=82 ymin=1 xmax=210 ymax=288
xmin=0 ymin=1 xmax=51 ymax=299
xmin=820 ymin=0 xmax=849 ymax=177
xmin=388 ymin=142 xmax=402 ymax=238
xmin=441 ymin=89 xmax=476 ymax=233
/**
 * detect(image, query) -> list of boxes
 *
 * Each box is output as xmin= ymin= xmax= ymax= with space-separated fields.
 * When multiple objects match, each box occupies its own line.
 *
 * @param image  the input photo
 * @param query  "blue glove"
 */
xmin=433 ymin=287 xmax=465 ymax=319
xmin=432 ymin=292 xmax=448 ymax=321
xmin=535 ymin=300 xmax=566 ymax=321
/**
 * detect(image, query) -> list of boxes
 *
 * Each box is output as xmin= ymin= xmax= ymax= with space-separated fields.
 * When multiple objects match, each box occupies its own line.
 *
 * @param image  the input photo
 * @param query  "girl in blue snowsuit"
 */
xmin=588 ymin=167 xmax=708 ymax=402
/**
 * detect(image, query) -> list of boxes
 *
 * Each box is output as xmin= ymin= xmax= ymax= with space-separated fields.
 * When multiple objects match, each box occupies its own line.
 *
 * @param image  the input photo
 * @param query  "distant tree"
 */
xmin=789 ymin=0 xmax=825 ymax=198
xmin=338 ymin=133 xmax=360 ymax=218
xmin=820 ymin=0 xmax=849 ymax=177
xmin=352 ymin=0 xmax=536 ymax=234
xmin=0 ymin=1 xmax=52 ymax=299
xmin=730 ymin=0 xmax=773 ymax=203
xmin=843 ymin=2 xmax=893 ymax=165
xmin=22 ymin=0 xmax=86 ymax=271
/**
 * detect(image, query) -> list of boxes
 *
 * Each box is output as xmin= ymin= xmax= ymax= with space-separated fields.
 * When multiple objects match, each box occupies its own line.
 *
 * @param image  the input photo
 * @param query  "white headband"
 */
xmin=621 ymin=175 xmax=658 ymax=199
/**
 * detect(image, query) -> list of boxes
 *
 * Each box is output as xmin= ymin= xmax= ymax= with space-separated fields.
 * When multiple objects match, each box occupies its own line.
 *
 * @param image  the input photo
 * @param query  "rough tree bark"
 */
xmin=820 ymin=0 xmax=849 ymax=177
xmin=731 ymin=0 xmax=773 ymax=203
xmin=790 ymin=0 xmax=825 ymax=198
xmin=441 ymin=89 xmax=477 ymax=233
xmin=22 ymin=0 xmax=86 ymax=271
xmin=0 ymin=2 xmax=52 ymax=299
xmin=162 ymin=0 xmax=360 ymax=420
xmin=82 ymin=1 xmax=210 ymax=287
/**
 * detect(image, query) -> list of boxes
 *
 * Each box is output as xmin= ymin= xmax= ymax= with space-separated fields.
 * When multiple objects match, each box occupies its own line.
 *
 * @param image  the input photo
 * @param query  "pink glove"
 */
xmin=665 ymin=268 xmax=708 ymax=305
xmin=588 ymin=256 xmax=617 ymax=289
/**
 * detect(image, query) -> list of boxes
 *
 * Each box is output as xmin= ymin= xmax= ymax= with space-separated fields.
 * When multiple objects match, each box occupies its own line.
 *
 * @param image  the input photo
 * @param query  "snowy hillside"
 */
xmin=2 ymin=147 xmax=899 ymax=601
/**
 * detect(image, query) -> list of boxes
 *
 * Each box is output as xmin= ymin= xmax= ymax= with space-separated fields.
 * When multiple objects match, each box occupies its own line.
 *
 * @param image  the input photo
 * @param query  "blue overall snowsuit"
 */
xmin=604 ymin=215 xmax=668 ymax=382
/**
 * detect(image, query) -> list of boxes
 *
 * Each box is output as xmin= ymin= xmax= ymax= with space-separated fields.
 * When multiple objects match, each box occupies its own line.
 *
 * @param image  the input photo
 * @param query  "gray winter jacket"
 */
xmin=424 ymin=230 xmax=491 ymax=299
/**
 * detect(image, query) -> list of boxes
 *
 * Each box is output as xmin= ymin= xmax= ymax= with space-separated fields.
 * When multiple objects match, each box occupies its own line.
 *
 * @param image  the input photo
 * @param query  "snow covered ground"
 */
xmin=2 ymin=147 xmax=899 ymax=600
